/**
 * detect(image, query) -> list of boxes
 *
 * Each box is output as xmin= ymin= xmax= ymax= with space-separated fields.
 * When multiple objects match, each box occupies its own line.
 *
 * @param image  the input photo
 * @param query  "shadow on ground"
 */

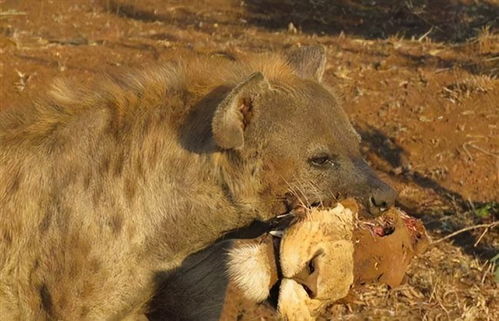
xmin=245 ymin=0 xmax=498 ymax=43
xmin=358 ymin=126 xmax=498 ymax=260
xmin=101 ymin=0 xmax=239 ymax=30
xmin=101 ymin=0 xmax=498 ymax=77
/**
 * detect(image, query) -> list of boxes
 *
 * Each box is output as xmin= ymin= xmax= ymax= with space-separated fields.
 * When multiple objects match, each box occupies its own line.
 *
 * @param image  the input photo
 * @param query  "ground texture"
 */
xmin=0 ymin=0 xmax=497 ymax=320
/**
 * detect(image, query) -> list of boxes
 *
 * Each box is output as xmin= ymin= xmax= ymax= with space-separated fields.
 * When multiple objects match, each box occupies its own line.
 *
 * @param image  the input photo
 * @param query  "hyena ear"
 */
xmin=212 ymin=72 xmax=270 ymax=150
xmin=285 ymin=45 xmax=327 ymax=82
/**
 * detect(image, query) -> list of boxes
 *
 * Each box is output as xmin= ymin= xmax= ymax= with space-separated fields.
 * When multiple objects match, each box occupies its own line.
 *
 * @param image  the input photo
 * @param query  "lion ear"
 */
xmin=285 ymin=45 xmax=327 ymax=82
xmin=212 ymin=72 xmax=270 ymax=150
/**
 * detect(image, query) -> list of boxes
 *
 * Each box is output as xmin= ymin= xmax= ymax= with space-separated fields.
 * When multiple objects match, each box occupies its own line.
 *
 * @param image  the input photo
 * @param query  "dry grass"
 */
xmin=328 ymin=242 xmax=498 ymax=321
xmin=474 ymin=26 xmax=498 ymax=55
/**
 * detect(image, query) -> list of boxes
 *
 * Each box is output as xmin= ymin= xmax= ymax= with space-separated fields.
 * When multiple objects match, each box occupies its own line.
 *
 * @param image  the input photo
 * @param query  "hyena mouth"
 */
xmin=282 ymin=192 xmax=334 ymax=214
xmin=282 ymin=192 xmax=352 ymax=220
xmin=279 ymin=189 xmax=393 ymax=228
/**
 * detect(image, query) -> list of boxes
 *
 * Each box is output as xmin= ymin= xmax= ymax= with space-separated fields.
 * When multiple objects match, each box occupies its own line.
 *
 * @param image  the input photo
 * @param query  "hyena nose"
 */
xmin=368 ymin=183 xmax=397 ymax=216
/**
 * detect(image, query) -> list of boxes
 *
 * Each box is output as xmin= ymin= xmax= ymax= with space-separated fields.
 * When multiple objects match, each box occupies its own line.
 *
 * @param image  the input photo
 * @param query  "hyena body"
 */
xmin=0 ymin=47 xmax=395 ymax=320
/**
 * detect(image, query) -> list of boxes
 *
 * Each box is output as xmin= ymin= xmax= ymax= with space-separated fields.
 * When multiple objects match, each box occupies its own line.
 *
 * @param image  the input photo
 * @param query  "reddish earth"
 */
xmin=1 ymin=0 xmax=497 ymax=319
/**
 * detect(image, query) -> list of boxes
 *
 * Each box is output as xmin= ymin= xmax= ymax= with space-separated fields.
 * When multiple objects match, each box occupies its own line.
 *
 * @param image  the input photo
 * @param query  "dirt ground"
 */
xmin=0 ymin=0 xmax=497 ymax=320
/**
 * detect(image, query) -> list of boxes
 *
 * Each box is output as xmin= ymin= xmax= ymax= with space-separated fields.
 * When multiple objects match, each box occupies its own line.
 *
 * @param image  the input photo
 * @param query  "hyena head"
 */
xmin=211 ymin=46 xmax=396 ymax=218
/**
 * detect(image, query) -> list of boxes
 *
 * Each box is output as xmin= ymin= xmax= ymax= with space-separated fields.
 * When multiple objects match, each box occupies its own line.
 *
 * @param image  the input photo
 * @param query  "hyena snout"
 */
xmin=367 ymin=181 xmax=397 ymax=215
xmin=351 ymin=158 xmax=397 ymax=216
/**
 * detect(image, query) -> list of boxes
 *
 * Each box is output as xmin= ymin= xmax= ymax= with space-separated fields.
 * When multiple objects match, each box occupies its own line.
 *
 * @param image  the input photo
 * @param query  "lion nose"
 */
xmin=368 ymin=183 xmax=397 ymax=216
xmin=291 ymin=256 xmax=320 ymax=299
xmin=292 ymin=270 xmax=318 ymax=299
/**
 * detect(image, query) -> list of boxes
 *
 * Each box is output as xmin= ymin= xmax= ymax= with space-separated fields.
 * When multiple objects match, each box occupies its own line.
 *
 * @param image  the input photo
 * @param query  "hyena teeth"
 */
xmin=269 ymin=230 xmax=284 ymax=238
xmin=276 ymin=213 xmax=294 ymax=219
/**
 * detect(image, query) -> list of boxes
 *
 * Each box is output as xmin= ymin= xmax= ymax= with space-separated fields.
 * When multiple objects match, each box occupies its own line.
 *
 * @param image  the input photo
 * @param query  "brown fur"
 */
xmin=0 ymin=47 xmax=394 ymax=320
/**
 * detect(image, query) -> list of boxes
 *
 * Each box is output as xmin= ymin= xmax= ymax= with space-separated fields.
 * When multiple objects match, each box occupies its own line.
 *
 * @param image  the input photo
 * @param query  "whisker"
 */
xmin=279 ymin=175 xmax=307 ymax=209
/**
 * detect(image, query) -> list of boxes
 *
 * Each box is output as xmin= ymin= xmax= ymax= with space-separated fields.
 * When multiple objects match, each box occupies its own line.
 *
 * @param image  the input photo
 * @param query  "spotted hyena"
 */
xmin=0 ymin=46 xmax=395 ymax=320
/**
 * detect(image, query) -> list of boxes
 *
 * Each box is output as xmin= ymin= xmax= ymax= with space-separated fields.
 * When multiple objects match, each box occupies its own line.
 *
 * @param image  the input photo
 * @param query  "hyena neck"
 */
xmin=138 ymin=146 xmax=266 ymax=266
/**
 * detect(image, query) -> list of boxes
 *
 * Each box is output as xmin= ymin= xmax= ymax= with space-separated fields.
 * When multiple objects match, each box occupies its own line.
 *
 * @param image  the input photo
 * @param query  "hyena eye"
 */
xmin=310 ymin=155 xmax=329 ymax=166
xmin=309 ymin=154 xmax=339 ymax=168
